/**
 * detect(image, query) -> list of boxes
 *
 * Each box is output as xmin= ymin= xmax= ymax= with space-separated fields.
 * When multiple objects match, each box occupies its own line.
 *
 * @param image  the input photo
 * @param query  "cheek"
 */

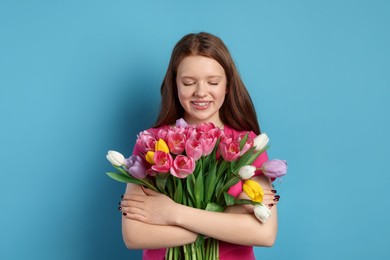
xmin=177 ymin=87 xmax=192 ymax=100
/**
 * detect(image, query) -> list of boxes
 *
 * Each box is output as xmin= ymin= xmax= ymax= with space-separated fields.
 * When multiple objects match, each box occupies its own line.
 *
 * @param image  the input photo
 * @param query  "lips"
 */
xmin=191 ymin=101 xmax=211 ymax=110
xmin=192 ymin=101 xmax=210 ymax=107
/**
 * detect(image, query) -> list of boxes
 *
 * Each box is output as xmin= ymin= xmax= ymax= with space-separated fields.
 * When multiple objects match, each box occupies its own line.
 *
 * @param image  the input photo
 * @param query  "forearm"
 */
xmin=122 ymin=183 xmax=197 ymax=249
xmin=122 ymin=217 xmax=198 ymax=249
xmin=172 ymin=204 xmax=278 ymax=247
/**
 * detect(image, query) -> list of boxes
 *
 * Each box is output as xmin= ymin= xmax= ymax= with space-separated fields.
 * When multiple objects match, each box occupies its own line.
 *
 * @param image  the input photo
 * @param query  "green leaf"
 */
xmin=205 ymin=202 xmax=224 ymax=212
xmin=217 ymin=176 xmax=241 ymax=199
xmin=166 ymin=176 xmax=174 ymax=198
xmin=194 ymin=160 xmax=204 ymax=208
xmin=239 ymin=133 xmax=249 ymax=150
xmin=106 ymin=172 xmax=142 ymax=184
xmin=106 ymin=172 xmax=157 ymax=191
xmin=186 ymin=174 xmax=195 ymax=202
xmin=234 ymin=199 xmax=261 ymax=206
xmin=223 ymin=192 xmax=236 ymax=206
xmin=156 ymin=173 xmax=169 ymax=193
xmin=174 ymin=180 xmax=183 ymax=204
xmin=205 ymin=162 xmax=217 ymax=202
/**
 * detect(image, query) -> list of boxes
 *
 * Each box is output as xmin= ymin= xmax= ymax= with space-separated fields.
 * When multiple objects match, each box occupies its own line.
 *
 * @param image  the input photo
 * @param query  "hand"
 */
xmin=229 ymin=188 xmax=279 ymax=213
xmin=120 ymin=187 xmax=178 ymax=225
xmin=262 ymin=189 xmax=280 ymax=209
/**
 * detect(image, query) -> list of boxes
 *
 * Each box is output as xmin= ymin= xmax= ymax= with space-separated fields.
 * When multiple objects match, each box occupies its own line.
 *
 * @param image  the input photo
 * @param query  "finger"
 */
xmin=263 ymin=194 xmax=280 ymax=203
xmin=121 ymin=200 xmax=145 ymax=209
xmin=141 ymin=186 xmax=162 ymax=196
xmin=122 ymin=194 xmax=147 ymax=202
xmin=122 ymin=205 xmax=145 ymax=216
xmin=262 ymin=189 xmax=277 ymax=195
xmin=124 ymin=212 xmax=149 ymax=223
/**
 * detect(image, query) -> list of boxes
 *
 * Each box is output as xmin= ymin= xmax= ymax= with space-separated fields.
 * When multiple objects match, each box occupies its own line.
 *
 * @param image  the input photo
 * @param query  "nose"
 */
xmin=194 ymin=82 xmax=207 ymax=97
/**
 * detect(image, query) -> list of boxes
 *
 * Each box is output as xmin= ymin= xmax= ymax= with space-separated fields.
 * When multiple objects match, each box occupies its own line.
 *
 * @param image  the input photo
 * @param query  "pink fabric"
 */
xmin=138 ymin=125 xmax=268 ymax=260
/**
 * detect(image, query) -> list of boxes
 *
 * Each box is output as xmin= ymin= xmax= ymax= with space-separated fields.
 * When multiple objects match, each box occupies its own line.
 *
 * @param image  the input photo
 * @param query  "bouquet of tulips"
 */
xmin=106 ymin=119 xmax=287 ymax=260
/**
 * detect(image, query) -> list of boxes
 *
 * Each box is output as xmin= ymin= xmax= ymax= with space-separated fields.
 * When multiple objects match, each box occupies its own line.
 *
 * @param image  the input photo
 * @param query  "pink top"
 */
xmin=136 ymin=125 xmax=268 ymax=260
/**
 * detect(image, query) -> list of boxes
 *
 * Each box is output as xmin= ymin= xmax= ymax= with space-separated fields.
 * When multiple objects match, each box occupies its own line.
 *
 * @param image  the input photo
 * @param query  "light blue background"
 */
xmin=1 ymin=0 xmax=389 ymax=259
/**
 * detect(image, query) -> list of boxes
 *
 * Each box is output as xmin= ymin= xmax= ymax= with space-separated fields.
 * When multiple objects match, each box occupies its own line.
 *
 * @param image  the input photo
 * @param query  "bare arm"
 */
xmin=122 ymin=183 xmax=198 ymax=249
xmin=171 ymin=175 xmax=277 ymax=247
xmin=122 ymin=175 xmax=278 ymax=248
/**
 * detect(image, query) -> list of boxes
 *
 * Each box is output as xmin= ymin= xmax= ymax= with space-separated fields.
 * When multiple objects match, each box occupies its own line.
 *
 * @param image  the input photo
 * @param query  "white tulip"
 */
xmin=106 ymin=150 xmax=125 ymax=166
xmin=238 ymin=165 xmax=256 ymax=180
xmin=253 ymin=133 xmax=269 ymax=151
xmin=254 ymin=204 xmax=271 ymax=223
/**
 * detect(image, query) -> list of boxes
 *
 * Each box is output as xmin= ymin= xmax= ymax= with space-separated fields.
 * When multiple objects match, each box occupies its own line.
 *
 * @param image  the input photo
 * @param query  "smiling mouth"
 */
xmin=191 ymin=101 xmax=210 ymax=107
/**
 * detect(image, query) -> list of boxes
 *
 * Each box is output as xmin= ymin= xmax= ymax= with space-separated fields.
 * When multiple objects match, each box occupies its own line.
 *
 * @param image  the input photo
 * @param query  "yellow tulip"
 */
xmin=155 ymin=138 xmax=169 ymax=153
xmin=243 ymin=179 xmax=264 ymax=202
xmin=145 ymin=151 xmax=155 ymax=164
xmin=145 ymin=139 xmax=169 ymax=165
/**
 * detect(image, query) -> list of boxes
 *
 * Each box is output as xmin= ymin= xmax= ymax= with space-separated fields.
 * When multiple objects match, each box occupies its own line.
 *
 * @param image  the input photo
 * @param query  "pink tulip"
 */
xmin=124 ymin=155 xmax=147 ymax=179
xmin=157 ymin=127 xmax=170 ymax=141
xmin=197 ymin=122 xmax=217 ymax=133
xmin=261 ymin=159 xmax=287 ymax=178
xmin=170 ymin=155 xmax=195 ymax=178
xmin=151 ymin=151 xmax=173 ymax=173
xmin=237 ymin=133 xmax=254 ymax=155
xmin=200 ymin=132 xmax=218 ymax=156
xmin=209 ymin=127 xmax=224 ymax=139
xmin=185 ymin=139 xmax=203 ymax=161
xmin=167 ymin=132 xmax=186 ymax=154
xmin=136 ymin=130 xmax=156 ymax=153
xmin=185 ymin=126 xmax=198 ymax=140
xmin=218 ymin=141 xmax=241 ymax=162
xmin=220 ymin=134 xmax=233 ymax=145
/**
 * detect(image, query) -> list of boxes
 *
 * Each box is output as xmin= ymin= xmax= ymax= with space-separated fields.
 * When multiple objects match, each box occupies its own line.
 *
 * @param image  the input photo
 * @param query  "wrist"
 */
xmin=170 ymin=203 xmax=187 ymax=226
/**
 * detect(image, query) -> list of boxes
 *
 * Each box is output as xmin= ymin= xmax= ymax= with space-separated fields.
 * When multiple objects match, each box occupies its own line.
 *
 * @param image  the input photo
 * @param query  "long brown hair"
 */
xmin=154 ymin=32 xmax=261 ymax=135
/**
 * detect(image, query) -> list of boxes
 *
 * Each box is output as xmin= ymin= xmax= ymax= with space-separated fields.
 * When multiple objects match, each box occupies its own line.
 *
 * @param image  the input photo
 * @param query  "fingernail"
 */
xmin=121 ymin=194 xmax=124 ymax=199
xmin=269 ymin=204 xmax=274 ymax=207
xmin=275 ymin=195 xmax=280 ymax=199
xmin=273 ymin=198 xmax=279 ymax=202
xmin=122 ymin=212 xmax=127 ymax=216
xmin=118 ymin=202 xmax=121 ymax=205
xmin=118 ymin=207 xmax=122 ymax=211
xmin=271 ymin=190 xmax=277 ymax=193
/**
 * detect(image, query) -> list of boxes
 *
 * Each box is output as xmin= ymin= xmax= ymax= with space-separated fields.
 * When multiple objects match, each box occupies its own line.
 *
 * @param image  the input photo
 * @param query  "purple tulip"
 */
xmin=175 ymin=118 xmax=188 ymax=128
xmin=124 ymin=155 xmax=147 ymax=179
xmin=261 ymin=159 xmax=287 ymax=178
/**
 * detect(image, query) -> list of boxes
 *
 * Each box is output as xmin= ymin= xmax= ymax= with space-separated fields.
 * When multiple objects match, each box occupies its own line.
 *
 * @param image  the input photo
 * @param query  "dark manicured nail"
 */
xmin=118 ymin=207 xmax=122 ymax=211
xmin=269 ymin=204 xmax=274 ymax=207
xmin=273 ymin=198 xmax=279 ymax=202
xmin=271 ymin=190 xmax=277 ymax=193
xmin=274 ymin=195 xmax=280 ymax=199
xmin=122 ymin=212 xmax=127 ymax=216
xmin=121 ymin=194 xmax=124 ymax=199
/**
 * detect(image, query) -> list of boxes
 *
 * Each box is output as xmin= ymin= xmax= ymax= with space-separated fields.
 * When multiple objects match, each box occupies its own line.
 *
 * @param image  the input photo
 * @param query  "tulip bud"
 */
xmin=253 ymin=133 xmax=269 ymax=151
xmin=243 ymin=179 xmax=264 ymax=203
xmin=155 ymin=138 xmax=170 ymax=153
xmin=145 ymin=151 xmax=155 ymax=164
xmin=254 ymin=204 xmax=271 ymax=223
xmin=175 ymin=118 xmax=188 ymax=127
xmin=261 ymin=159 xmax=287 ymax=178
xmin=238 ymin=165 xmax=256 ymax=180
xmin=106 ymin=150 xmax=125 ymax=166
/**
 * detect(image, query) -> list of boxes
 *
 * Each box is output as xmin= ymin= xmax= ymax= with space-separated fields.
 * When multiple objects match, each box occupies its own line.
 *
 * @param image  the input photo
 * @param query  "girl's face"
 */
xmin=176 ymin=55 xmax=227 ymax=126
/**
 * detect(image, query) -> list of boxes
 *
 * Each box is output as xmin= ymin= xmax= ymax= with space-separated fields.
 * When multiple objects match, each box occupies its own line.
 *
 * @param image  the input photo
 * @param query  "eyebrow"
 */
xmin=179 ymin=75 xmax=223 ymax=80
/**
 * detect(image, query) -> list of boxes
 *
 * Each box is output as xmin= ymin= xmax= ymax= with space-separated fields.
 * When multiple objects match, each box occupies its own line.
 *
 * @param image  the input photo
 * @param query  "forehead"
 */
xmin=177 ymin=55 xmax=226 ymax=77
